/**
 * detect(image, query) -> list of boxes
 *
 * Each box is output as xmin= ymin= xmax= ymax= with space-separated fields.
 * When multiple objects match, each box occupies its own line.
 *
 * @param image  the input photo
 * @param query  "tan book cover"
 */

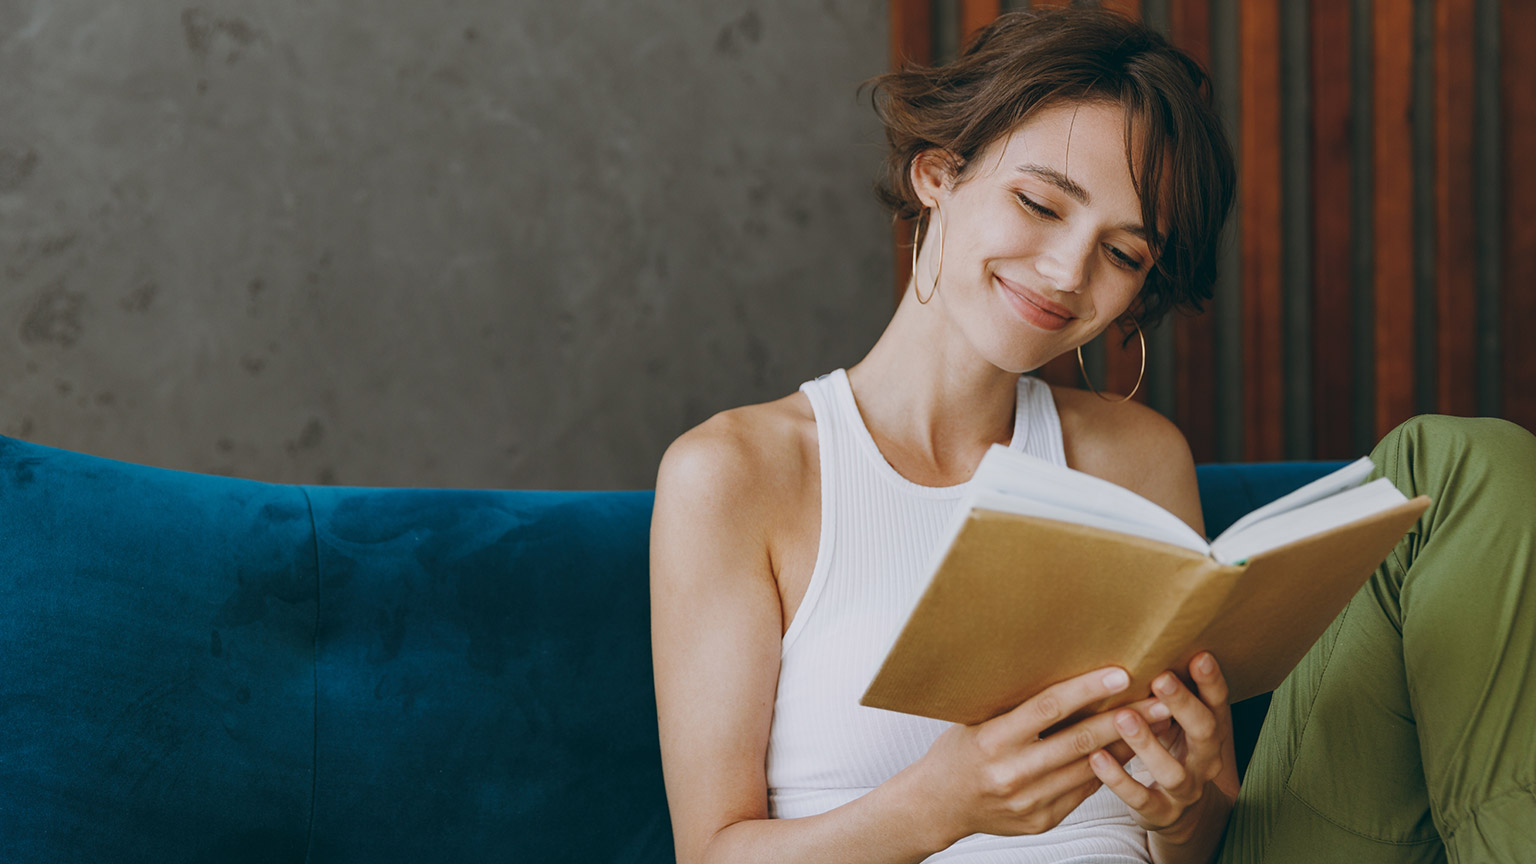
xmin=859 ymin=495 xmax=1430 ymax=726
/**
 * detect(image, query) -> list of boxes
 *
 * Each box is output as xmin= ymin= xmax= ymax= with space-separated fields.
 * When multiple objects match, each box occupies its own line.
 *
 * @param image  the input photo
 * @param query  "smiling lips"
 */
xmin=995 ymin=275 xmax=1076 ymax=332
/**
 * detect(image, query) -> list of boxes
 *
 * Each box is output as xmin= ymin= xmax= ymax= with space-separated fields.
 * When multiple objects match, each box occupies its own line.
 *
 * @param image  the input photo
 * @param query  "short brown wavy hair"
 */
xmin=867 ymin=8 xmax=1235 ymax=327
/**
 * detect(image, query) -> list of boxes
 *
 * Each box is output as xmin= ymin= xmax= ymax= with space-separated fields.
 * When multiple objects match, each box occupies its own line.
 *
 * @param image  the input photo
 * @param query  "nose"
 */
xmin=1033 ymin=232 xmax=1092 ymax=295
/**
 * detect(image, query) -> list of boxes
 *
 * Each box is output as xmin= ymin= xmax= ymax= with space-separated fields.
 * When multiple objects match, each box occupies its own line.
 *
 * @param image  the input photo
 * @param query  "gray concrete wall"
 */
xmin=0 ymin=0 xmax=892 ymax=489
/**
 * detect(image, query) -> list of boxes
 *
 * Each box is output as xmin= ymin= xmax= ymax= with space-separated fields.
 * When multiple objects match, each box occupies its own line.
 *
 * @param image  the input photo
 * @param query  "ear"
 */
xmin=908 ymin=148 xmax=959 ymax=209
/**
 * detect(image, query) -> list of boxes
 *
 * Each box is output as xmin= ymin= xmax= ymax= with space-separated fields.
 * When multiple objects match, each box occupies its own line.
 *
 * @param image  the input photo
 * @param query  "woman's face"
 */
xmin=914 ymin=100 xmax=1154 ymax=373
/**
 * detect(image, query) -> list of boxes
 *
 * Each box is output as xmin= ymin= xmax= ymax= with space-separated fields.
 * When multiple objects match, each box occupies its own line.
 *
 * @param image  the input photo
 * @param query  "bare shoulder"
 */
xmin=1048 ymin=384 xmax=1204 ymax=535
xmin=653 ymin=392 xmax=817 ymax=559
xmin=657 ymin=394 xmax=814 ymax=508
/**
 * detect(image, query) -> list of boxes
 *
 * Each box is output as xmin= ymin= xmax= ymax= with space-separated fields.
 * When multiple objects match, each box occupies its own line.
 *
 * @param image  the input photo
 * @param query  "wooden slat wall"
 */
xmin=1241 ymin=0 xmax=1284 ymax=460
xmin=1374 ymin=1 xmax=1417 ymax=438
xmin=961 ymin=0 xmax=1002 ymax=43
xmin=1171 ymin=0 xmax=1218 ymax=462
xmin=1436 ymin=0 xmax=1478 ymax=417
xmin=1311 ymin=0 xmax=1355 ymax=459
xmin=1507 ymin=1 xmax=1536 ymax=431
xmin=892 ymin=0 xmax=1532 ymax=457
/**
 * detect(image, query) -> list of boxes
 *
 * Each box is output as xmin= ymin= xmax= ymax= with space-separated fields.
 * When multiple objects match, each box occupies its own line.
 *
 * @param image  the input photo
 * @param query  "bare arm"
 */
xmin=651 ymin=416 xmax=1171 ymax=864
xmin=650 ymin=419 xmax=941 ymax=863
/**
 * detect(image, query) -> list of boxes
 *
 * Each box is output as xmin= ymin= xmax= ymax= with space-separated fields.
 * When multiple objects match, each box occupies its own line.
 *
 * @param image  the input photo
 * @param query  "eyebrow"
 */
xmin=1016 ymin=163 xmax=1151 ymax=242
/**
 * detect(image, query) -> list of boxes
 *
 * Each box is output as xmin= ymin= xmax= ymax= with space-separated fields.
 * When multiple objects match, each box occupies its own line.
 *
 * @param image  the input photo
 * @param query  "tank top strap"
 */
xmin=1013 ymin=375 xmax=1067 ymax=466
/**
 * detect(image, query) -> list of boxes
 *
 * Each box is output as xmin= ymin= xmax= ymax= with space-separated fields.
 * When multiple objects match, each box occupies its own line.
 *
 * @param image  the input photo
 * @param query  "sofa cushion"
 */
xmin=0 ymin=436 xmax=316 ymax=863
xmin=303 ymin=485 xmax=669 ymax=862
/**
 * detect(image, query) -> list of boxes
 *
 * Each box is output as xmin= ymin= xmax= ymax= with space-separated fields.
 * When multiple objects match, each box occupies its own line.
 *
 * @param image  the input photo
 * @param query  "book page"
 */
xmin=966 ymin=490 xmax=1210 ymax=554
xmin=1211 ymin=457 xmax=1375 ymax=542
xmin=1208 ymin=477 xmax=1409 ymax=564
xmin=969 ymin=445 xmax=1209 ymax=553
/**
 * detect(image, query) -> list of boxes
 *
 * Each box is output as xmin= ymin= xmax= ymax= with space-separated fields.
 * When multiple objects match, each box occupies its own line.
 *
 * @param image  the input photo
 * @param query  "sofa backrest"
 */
xmin=0 ymin=436 xmax=667 ymax=863
xmin=0 ymin=434 xmax=1341 ymax=862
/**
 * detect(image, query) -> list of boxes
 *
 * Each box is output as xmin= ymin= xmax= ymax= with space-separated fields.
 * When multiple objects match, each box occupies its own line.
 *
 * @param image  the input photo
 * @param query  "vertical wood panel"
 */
xmin=1373 ymin=0 xmax=1416 ymax=436
xmin=1104 ymin=325 xmax=1149 ymax=402
xmin=1312 ymin=0 xmax=1354 ymax=457
xmin=1436 ymin=0 xmax=1477 ymax=416
xmin=890 ymin=0 xmax=934 ymax=67
xmin=961 ymin=0 xmax=1002 ymax=43
xmin=1034 ymin=354 xmax=1081 ymax=388
xmin=1102 ymin=0 xmax=1144 ymax=19
xmin=1171 ymin=0 xmax=1218 ymax=461
xmin=1242 ymin=0 xmax=1285 ymax=460
xmin=890 ymin=0 xmax=933 ymax=305
xmin=1506 ymin=0 xmax=1536 ymax=430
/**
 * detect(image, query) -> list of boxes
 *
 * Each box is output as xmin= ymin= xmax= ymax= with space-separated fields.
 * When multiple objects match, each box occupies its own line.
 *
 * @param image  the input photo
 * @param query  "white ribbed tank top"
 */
xmin=766 ymin=369 xmax=1148 ymax=863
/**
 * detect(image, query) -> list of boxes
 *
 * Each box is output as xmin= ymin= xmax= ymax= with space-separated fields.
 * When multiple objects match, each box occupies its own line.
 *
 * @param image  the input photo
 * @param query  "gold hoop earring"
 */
xmin=1076 ymin=321 xmax=1145 ymax=403
xmin=911 ymin=206 xmax=944 ymax=304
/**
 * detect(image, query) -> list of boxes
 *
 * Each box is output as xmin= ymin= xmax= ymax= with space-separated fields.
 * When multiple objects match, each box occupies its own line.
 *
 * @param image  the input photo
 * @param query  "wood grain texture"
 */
xmin=1311 ymin=0 xmax=1354 ymax=458
xmin=1436 ymin=0 xmax=1478 ymax=416
xmin=960 ymin=0 xmax=1002 ymax=45
xmin=1170 ymin=0 xmax=1217 ymax=462
xmin=1241 ymin=0 xmax=1285 ymax=460
xmin=1373 ymin=0 xmax=1416 ymax=437
xmin=1101 ymin=0 xmax=1144 ymax=19
xmin=1506 ymin=0 xmax=1536 ymax=430
xmin=890 ymin=0 xmax=933 ymax=68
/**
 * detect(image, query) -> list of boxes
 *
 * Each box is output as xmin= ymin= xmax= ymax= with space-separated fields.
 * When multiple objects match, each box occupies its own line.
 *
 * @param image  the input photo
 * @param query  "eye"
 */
xmin=1014 ymin=192 xmax=1058 ymax=220
xmin=1105 ymin=245 xmax=1144 ymax=272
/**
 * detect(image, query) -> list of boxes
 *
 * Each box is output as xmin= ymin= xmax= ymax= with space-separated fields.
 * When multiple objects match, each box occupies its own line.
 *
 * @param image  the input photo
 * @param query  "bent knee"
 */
xmin=1376 ymin=415 xmax=1536 ymax=470
xmin=1372 ymin=415 xmax=1536 ymax=507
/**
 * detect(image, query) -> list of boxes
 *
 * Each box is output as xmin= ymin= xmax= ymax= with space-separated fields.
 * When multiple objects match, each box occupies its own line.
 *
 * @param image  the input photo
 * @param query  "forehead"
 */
xmin=977 ymin=101 xmax=1142 ymax=207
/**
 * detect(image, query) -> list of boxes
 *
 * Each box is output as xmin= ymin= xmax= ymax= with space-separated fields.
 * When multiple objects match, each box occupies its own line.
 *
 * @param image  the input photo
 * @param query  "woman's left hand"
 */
xmin=1087 ymin=652 xmax=1235 ymax=844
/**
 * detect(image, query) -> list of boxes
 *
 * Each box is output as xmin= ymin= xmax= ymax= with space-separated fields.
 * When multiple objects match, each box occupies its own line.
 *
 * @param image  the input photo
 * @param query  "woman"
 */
xmin=651 ymin=9 xmax=1536 ymax=864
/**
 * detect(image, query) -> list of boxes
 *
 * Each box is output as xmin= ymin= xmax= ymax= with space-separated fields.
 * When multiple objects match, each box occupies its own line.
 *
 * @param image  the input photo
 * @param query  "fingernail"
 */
xmin=1115 ymin=711 xmax=1138 ymax=734
xmin=1149 ymin=701 xmax=1171 ymax=720
xmin=1101 ymin=669 xmax=1130 ymax=692
xmin=1198 ymin=654 xmax=1215 ymax=675
xmin=1155 ymin=675 xmax=1177 ymax=695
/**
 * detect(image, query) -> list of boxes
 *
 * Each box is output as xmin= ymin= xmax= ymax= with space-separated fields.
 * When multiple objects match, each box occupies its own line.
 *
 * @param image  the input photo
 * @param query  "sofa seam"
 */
xmin=299 ymin=485 xmax=321 ymax=864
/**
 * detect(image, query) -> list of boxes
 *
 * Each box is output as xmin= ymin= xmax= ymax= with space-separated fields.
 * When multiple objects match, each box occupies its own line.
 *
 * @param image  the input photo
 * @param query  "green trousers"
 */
xmin=1219 ymin=416 xmax=1536 ymax=863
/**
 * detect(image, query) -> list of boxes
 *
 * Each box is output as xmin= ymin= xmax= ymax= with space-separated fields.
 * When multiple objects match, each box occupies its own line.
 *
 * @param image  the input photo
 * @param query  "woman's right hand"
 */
xmin=902 ymin=666 xmax=1170 ymax=846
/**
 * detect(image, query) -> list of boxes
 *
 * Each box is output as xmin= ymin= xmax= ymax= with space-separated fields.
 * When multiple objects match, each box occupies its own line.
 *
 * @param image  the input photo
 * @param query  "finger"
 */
xmin=998 ymin=754 xmax=1102 ymax=814
xmin=1112 ymin=708 xmax=1191 ymax=796
xmin=995 ymin=667 xmax=1133 ymax=742
xmin=1104 ymin=738 xmax=1137 ymax=766
xmin=1028 ymin=697 xmax=1167 ymax=771
xmin=1151 ymin=672 xmax=1218 ymax=746
xmin=1189 ymin=652 xmax=1232 ymax=718
xmin=1090 ymin=748 xmax=1170 ymax=825
xmin=1104 ymin=700 xmax=1173 ymax=763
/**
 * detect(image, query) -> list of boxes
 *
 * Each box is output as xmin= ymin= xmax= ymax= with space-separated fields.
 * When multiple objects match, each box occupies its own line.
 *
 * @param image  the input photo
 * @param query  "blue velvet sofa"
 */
xmin=0 ymin=434 xmax=1342 ymax=863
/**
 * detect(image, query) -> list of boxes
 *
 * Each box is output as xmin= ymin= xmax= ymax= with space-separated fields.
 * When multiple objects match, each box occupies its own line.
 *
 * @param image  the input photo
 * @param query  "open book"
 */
xmin=859 ymin=447 xmax=1431 ymax=726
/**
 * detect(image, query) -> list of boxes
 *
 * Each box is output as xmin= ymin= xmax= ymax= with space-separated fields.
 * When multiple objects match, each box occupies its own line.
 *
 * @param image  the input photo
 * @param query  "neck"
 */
xmin=845 ymin=287 xmax=1022 ymax=484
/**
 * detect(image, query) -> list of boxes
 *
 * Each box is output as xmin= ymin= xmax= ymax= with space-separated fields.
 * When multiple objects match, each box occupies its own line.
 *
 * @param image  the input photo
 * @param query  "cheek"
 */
xmin=1105 ymin=276 xmax=1146 ymax=316
xmin=954 ymin=212 xmax=1038 ymax=268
